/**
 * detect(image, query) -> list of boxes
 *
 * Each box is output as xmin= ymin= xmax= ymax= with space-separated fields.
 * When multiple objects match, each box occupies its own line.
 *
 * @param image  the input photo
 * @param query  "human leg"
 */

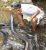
xmin=31 ymin=17 xmax=37 ymax=32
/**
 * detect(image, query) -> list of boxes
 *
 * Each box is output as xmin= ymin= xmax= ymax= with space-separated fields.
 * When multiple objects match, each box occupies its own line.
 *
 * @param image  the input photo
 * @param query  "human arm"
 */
xmin=31 ymin=9 xmax=40 ymax=19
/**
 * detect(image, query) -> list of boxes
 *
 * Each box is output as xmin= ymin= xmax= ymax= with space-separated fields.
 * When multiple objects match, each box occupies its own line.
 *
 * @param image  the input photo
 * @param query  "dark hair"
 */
xmin=11 ymin=2 xmax=21 ymax=9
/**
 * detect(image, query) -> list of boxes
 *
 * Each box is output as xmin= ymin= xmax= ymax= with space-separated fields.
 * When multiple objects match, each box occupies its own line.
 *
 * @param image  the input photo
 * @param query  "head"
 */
xmin=11 ymin=2 xmax=22 ymax=15
xmin=11 ymin=2 xmax=21 ymax=9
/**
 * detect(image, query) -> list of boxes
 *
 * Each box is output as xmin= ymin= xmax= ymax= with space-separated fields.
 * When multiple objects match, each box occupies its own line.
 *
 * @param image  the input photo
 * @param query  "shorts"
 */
xmin=23 ymin=11 xmax=45 ymax=24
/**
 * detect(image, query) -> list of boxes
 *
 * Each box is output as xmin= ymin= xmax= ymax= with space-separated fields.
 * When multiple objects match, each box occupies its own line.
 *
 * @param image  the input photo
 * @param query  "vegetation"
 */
xmin=0 ymin=0 xmax=19 ymax=25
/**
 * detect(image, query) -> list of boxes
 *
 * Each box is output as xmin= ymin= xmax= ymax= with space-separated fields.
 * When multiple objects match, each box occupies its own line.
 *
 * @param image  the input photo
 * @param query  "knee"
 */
xmin=32 ymin=18 xmax=37 ymax=23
